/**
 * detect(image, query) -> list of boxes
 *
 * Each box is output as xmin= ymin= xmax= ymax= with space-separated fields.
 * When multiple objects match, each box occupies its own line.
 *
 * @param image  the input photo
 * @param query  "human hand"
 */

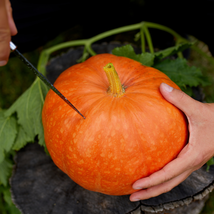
xmin=130 ymin=82 xmax=214 ymax=202
xmin=0 ymin=0 xmax=17 ymax=66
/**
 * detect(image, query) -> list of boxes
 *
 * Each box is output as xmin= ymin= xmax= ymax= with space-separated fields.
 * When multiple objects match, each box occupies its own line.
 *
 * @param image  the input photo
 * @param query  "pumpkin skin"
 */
xmin=42 ymin=53 xmax=188 ymax=196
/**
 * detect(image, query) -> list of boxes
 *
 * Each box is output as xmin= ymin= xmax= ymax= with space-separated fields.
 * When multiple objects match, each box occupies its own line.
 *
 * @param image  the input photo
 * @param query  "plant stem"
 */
xmin=103 ymin=63 xmax=125 ymax=97
xmin=140 ymin=24 xmax=146 ymax=53
xmin=88 ymin=23 xmax=142 ymax=44
xmin=145 ymin=22 xmax=186 ymax=42
xmin=142 ymin=24 xmax=154 ymax=53
xmin=37 ymin=21 xmax=190 ymax=74
xmin=44 ymin=40 xmax=88 ymax=54
xmin=37 ymin=51 xmax=50 ymax=75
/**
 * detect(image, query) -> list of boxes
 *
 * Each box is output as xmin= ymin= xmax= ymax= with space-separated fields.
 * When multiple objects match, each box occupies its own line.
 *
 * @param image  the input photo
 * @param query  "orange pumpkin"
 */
xmin=42 ymin=53 xmax=188 ymax=195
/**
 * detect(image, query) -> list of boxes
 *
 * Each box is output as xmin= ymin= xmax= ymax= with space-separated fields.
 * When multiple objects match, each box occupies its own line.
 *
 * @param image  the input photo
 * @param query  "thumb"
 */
xmin=160 ymin=83 xmax=199 ymax=117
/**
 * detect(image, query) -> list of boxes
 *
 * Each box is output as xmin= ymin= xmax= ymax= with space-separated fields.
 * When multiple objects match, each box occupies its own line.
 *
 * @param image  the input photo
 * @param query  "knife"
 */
xmin=10 ymin=41 xmax=85 ymax=119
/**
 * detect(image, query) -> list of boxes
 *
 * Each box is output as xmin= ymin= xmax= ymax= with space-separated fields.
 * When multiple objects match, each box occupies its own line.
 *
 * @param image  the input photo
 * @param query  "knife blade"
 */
xmin=10 ymin=41 xmax=85 ymax=119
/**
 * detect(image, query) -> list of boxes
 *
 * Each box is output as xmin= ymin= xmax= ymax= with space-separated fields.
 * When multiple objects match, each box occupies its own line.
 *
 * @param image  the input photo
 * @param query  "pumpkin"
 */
xmin=42 ymin=53 xmax=188 ymax=196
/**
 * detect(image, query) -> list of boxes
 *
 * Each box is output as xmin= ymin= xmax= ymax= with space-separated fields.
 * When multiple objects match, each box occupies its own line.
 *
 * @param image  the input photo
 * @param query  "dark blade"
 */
xmin=10 ymin=42 xmax=85 ymax=119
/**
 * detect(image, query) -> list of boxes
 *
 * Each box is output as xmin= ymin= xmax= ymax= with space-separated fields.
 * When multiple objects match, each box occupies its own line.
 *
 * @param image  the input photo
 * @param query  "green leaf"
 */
xmin=154 ymin=58 xmax=211 ymax=88
xmin=179 ymin=86 xmax=194 ymax=97
xmin=206 ymin=157 xmax=214 ymax=171
xmin=1 ymin=186 xmax=13 ymax=206
xmin=4 ymin=78 xmax=48 ymax=148
xmin=0 ymin=185 xmax=21 ymax=214
xmin=112 ymin=44 xmax=155 ymax=66
xmin=12 ymin=125 xmax=33 ymax=151
xmin=154 ymin=42 xmax=193 ymax=62
xmin=112 ymin=43 xmax=193 ymax=67
xmin=0 ymin=158 xmax=13 ymax=186
xmin=0 ymin=110 xmax=17 ymax=163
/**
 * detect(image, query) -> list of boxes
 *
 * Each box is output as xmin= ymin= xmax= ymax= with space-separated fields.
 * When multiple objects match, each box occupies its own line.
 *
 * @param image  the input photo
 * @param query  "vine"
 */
xmin=37 ymin=21 xmax=192 ymax=74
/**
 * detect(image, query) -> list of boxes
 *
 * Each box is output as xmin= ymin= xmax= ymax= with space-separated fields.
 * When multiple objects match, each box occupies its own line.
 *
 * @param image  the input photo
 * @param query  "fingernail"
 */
xmin=131 ymin=198 xmax=140 ymax=202
xmin=0 ymin=61 xmax=7 ymax=66
xmin=162 ymin=83 xmax=173 ymax=92
xmin=133 ymin=186 xmax=142 ymax=190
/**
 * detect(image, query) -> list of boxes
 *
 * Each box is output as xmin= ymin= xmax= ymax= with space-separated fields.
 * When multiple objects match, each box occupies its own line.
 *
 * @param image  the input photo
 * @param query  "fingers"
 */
xmin=0 ymin=0 xmax=17 ymax=66
xmin=129 ymin=83 xmax=211 ymax=202
xmin=0 ymin=0 xmax=10 ymax=65
xmin=132 ymin=144 xmax=194 ymax=188
xmin=130 ymin=169 xmax=192 ymax=201
xmin=130 ymin=142 xmax=205 ymax=201
xmin=129 ymin=83 xmax=214 ymax=202
xmin=159 ymin=83 xmax=201 ymax=119
xmin=5 ymin=0 xmax=17 ymax=35
xmin=130 ymin=144 xmax=198 ymax=201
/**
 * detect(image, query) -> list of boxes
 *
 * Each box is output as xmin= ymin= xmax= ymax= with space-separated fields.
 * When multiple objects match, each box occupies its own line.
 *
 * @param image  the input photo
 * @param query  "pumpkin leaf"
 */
xmin=112 ymin=43 xmax=193 ymax=67
xmin=0 ymin=185 xmax=21 ymax=214
xmin=0 ymin=110 xmax=17 ymax=164
xmin=112 ymin=44 xmax=155 ymax=66
xmin=4 ymin=78 xmax=48 ymax=148
xmin=154 ymin=42 xmax=193 ymax=62
xmin=12 ymin=125 xmax=33 ymax=151
xmin=0 ymin=158 xmax=13 ymax=186
xmin=154 ymin=58 xmax=211 ymax=89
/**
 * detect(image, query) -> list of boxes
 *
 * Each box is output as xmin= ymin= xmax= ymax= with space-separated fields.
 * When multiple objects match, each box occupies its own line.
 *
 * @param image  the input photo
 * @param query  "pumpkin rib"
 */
xmin=83 ymin=53 xmax=145 ymax=89
xmin=117 ymin=95 xmax=168 ymax=128
xmin=119 ymin=67 xmax=175 ymax=92
xmin=115 ymin=63 xmax=145 ymax=87
xmin=55 ymin=63 xmax=108 ymax=90
xmin=124 ymin=76 xmax=174 ymax=88
xmin=84 ymin=95 xmax=114 ymax=117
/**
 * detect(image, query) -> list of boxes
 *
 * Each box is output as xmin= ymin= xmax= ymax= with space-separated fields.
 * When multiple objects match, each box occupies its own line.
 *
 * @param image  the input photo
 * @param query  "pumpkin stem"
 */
xmin=103 ymin=63 xmax=125 ymax=97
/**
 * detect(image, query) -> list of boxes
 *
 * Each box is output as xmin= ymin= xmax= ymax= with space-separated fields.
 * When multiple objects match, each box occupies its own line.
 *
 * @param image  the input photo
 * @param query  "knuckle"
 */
xmin=0 ymin=29 xmax=10 ymax=60
xmin=177 ymin=90 xmax=186 ymax=101
xmin=161 ymin=167 xmax=172 ymax=183
xmin=193 ymin=153 xmax=209 ymax=170
xmin=0 ymin=29 xmax=10 ymax=41
xmin=193 ymin=155 xmax=204 ymax=167
xmin=147 ymin=185 xmax=172 ymax=198
xmin=162 ymin=185 xmax=173 ymax=194
xmin=171 ymin=89 xmax=188 ymax=105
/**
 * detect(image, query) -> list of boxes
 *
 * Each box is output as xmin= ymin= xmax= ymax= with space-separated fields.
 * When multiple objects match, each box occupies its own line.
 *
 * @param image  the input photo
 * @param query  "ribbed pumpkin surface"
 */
xmin=42 ymin=54 xmax=188 ymax=195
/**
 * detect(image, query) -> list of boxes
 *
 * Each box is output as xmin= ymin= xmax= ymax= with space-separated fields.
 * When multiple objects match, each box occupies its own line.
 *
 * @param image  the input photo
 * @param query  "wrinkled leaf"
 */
xmin=0 ymin=110 xmax=17 ymax=163
xmin=112 ymin=43 xmax=193 ymax=67
xmin=4 ymin=78 xmax=48 ymax=148
xmin=112 ymin=45 xmax=155 ymax=66
xmin=12 ymin=125 xmax=33 ymax=151
xmin=154 ymin=58 xmax=211 ymax=88
xmin=154 ymin=42 xmax=193 ymax=62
